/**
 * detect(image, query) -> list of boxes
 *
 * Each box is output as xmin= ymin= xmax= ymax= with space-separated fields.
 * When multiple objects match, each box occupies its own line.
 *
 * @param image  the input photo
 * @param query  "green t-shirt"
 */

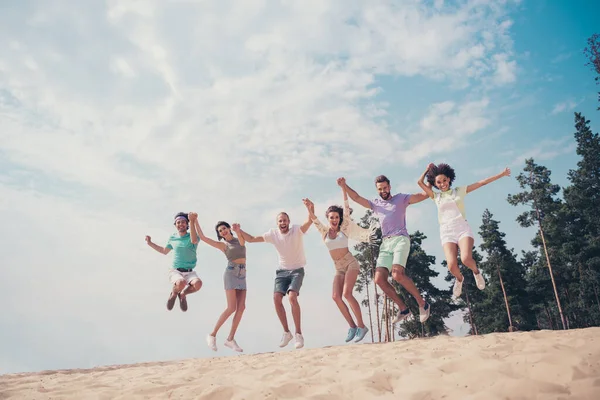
xmin=166 ymin=232 xmax=198 ymax=270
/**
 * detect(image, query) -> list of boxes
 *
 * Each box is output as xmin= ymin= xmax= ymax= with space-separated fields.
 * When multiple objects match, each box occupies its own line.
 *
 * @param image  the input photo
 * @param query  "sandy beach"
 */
xmin=1 ymin=327 xmax=599 ymax=399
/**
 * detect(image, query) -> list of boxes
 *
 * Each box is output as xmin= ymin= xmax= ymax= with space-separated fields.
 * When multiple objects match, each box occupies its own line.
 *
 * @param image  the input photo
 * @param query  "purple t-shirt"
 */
xmin=368 ymin=193 xmax=411 ymax=237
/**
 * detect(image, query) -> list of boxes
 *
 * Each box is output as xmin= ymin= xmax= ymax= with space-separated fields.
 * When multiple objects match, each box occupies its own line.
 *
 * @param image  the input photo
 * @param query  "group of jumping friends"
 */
xmin=145 ymin=163 xmax=511 ymax=353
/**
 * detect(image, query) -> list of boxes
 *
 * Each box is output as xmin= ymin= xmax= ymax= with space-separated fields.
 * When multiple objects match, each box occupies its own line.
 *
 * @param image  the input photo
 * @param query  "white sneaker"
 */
xmin=224 ymin=339 xmax=243 ymax=352
xmin=474 ymin=272 xmax=486 ymax=290
xmin=279 ymin=331 xmax=293 ymax=348
xmin=294 ymin=333 xmax=304 ymax=349
xmin=206 ymin=334 xmax=217 ymax=351
xmin=392 ymin=308 xmax=412 ymax=324
xmin=453 ymin=277 xmax=464 ymax=299
xmin=419 ymin=302 xmax=431 ymax=323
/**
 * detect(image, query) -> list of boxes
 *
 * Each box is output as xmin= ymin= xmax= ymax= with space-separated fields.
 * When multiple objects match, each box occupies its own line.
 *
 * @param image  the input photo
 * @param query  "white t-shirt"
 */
xmin=263 ymin=224 xmax=306 ymax=270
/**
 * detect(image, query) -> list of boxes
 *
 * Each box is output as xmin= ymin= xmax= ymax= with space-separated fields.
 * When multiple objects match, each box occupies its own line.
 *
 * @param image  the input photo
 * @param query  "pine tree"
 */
xmin=507 ymin=158 xmax=567 ymax=329
xmin=561 ymin=112 xmax=600 ymax=326
xmin=583 ymin=33 xmax=600 ymax=109
xmin=520 ymin=250 xmax=558 ymax=329
xmin=478 ymin=209 xmax=536 ymax=332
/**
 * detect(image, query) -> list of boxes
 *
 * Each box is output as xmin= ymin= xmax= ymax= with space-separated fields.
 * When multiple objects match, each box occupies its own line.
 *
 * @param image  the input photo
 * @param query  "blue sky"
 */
xmin=1 ymin=0 xmax=599 ymax=374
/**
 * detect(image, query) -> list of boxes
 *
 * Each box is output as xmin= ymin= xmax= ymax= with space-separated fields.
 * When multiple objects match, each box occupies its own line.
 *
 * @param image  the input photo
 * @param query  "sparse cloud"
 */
xmin=551 ymin=99 xmax=580 ymax=115
xmin=509 ymin=137 xmax=576 ymax=166
xmin=551 ymin=52 xmax=572 ymax=64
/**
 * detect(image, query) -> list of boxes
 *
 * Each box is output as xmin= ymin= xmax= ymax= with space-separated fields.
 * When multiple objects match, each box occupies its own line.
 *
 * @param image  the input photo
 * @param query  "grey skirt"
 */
xmin=224 ymin=261 xmax=247 ymax=290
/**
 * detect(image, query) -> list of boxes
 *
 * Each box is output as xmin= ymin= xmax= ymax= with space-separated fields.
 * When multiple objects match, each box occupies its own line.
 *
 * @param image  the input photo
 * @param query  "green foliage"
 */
xmin=583 ymin=33 xmax=600 ymax=109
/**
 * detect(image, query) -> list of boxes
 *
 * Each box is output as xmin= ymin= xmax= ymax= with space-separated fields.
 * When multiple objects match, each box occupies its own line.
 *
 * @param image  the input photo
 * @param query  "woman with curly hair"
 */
xmin=303 ymin=180 xmax=377 ymax=343
xmin=195 ymin=220 xmax=247 ymax=353
xmin=417 ymin=163 xmax=511 ymax=299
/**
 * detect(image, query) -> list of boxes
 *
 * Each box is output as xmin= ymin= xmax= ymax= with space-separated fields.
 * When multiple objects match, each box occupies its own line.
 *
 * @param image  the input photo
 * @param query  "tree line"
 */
xmin=352 ymin=33 xmax=600 ymax=341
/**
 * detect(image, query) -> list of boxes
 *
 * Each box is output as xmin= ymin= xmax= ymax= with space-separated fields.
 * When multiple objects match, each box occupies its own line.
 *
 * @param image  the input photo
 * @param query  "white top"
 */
xmin=263 ymin=224 xmax=306 ymax=270
xmin=324 ymin=231 xmax=349 ymax=250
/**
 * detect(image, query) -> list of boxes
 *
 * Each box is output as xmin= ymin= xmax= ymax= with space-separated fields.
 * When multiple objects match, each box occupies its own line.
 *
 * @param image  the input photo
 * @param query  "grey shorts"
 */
xmin=224 ymin=261 xmax=247 ymax=291
xmin=274 ymin=267 xmax=305 ymax=295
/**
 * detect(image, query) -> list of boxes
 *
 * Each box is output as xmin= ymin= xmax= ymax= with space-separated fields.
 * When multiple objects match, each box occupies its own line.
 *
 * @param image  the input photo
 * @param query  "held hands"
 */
xmin=188 ymin=212 xmax=198 ymax=222
xmin=231 ymin=223 xmax=241 ymax=233
xmin=337 ymin=177 xmax=346 ymax=187
xmin=302 ymin=198 xmax=315 ymax=215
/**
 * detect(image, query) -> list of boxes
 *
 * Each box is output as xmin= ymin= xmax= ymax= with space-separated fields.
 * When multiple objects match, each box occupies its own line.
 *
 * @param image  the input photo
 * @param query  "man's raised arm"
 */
xmin=338 ymin=177 xmax=371 ymax=209
xmin=300 ymin=198 xmax=314 ymax=234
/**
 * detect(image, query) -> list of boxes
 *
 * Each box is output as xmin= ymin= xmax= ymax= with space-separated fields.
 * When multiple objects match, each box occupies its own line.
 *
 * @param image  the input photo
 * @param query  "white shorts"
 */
xmin=440 ymin=218 xmax=474 ymax=245
xmin=169 ymin=269 xmax=200 ymax=285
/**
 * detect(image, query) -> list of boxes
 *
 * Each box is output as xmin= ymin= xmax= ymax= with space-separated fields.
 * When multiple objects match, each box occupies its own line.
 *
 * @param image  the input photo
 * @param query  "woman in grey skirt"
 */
xmin=195 ymin=220 xmax=247 ymax=353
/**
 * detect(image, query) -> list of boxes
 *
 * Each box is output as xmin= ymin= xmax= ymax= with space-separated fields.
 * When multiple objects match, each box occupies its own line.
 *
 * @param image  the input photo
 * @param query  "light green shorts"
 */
xmin=376 ymin=235 xmax=410 ymax=270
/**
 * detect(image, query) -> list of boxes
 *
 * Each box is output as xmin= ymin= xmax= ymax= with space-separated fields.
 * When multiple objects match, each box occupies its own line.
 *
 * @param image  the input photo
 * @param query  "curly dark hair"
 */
xmin=215 ymin=221 xmax=231 ymax=240
xmin=426 ymin=163 xmax=456 ymax=189
xmin=325 ymin=205 xmax=344 ymax=231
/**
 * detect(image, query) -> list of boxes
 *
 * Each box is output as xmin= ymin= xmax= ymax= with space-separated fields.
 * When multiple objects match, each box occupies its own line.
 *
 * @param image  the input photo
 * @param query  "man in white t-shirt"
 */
xmin=239 ymin=203 xmax=313 ymax=349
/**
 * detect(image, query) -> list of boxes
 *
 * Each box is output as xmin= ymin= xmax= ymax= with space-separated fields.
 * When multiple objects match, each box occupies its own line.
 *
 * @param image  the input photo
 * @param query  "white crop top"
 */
xmin=324 ymin=231 xmax=349 ymax=250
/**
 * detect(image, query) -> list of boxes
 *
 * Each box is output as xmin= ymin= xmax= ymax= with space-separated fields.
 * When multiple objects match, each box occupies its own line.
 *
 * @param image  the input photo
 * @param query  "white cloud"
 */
xmin=492 ymin=53 xmax=517 ymax=84
xmin=551 ymin=99 xmax=579 ymax=115
xmin=0 ymin=0 xmax=521 ymax=373
xmin=509 ymin=137 xmax=576 ymax=167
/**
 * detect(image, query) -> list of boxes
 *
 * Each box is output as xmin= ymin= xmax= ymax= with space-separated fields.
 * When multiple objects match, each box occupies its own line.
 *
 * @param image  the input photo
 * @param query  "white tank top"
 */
xmin=324 ymin=231 xmax=348 ymax=250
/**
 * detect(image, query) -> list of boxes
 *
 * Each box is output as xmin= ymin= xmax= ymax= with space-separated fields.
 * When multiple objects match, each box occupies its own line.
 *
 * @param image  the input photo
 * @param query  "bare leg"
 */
xmin=167 ymin=280 xmax=186 ymax=310
xmin=332 ymin=273 xmax=357 ymax=328
xmin=391 ymin=265 xmax=425 ymax=307
xmin=273 ymin=293 xmax=290 ymax=332
xmin=342 ymin=268 xmax=365 ymax=328
xmin=458 ymin=237 xmax=480 ymax=274
xmin=210 ymin=290 xmax=238 ymax=337
xmin=181 ymin=279 xmax=203 ymax=296
xmin=172 ymin=280 xmax=186 ymax=294
xmin=443 ymin=243 xmax=463 ymax=281
xmin=374 ymin=268 xmax=408 ymax=310
xmin=288 ymin=291 xmax=302 ymax=335
xmin=227 ymin=290 xmax=247 ymax=341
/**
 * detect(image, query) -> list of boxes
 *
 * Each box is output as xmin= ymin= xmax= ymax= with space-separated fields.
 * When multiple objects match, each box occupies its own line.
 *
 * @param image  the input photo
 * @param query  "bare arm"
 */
xmin=338 ymin=177 xmax=371 ymax=209
xmin=239 ymin=228 xmax=265 ymax=243
xmin=232 ymin=223 xmax=245 ymax=246
xmin=300 ymin=198 xmax=314 ymax=234
xmin=466 ymin=167 xmax=511 ymax=194
xmin=188 ymin=213 xmax=199 ymax=244
xmin=409 ymin=192 xmax=429 ymax=204
xmin=302 ymin=198 xmax=322 ymax=234
xmin=145 ymin=236 xmax=171 ymax=255
xmin=417 ymin=163 xmax=435 ymax=199
xmin=195 ymin=219 xmax=226 ymax=251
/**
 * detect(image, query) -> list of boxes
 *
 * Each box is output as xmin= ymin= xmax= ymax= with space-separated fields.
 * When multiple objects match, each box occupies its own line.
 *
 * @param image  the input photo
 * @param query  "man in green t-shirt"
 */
xmin=146 ymin=212 xmax=202 ymax=312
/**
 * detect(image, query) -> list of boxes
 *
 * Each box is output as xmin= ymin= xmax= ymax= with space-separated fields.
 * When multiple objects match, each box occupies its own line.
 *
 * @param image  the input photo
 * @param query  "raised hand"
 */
xmin=145 ymin=235 xmax=151 ymax=244
xmin=337 ymin=177 xmax=346 ymax=187
xmin=427 ymin=162 xmax=435 ymax=171
xmin=503 ymin=167 xmax=511 ymax=177
xmin=232 ymin=223 xmax=241 ymax=232
xmin=302 ymin=198 xmax=315 ymax=214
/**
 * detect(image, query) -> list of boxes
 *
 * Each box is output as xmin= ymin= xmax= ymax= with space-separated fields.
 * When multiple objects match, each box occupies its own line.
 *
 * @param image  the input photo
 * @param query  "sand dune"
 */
xmin=1 ymin=327 xmax=599 ymax=399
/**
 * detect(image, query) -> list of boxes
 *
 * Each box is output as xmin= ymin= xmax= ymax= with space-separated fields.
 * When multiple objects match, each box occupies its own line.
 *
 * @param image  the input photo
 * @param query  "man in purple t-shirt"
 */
xmin=339 ymin=175 xmax=431 ymax=324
